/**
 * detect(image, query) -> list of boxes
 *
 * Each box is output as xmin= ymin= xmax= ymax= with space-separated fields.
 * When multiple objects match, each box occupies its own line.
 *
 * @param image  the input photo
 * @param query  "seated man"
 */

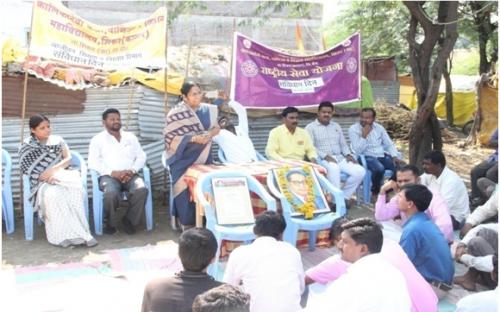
xmin=305 ymin=217 xmax=437 ymax=312
xmin=192 ymin=284 xmax=250 ymax=312
xmin=304 ymin=218 xmax=411 ymax=312
xmin=460 ymin=189 xmax=498 ymax=238
xmin=375 ymin=165 xmax=453 ymax=243
xmin=306 ymin=101 xmax=365 ymax=201
xmin=265 ymin=106 xmax=317 ymax=163
xmin=470 ymin=129 xmax=498 ymax=206
xmin=88 ymin=108 xmax=148 ymax=234
xmin=455 ymin=254 xmax=498 ymax=312
xmin=398 ymin=184 xmax=455 ymax=299
xmin=348 ymin=108 xmax=401 ymax=195
xmin=420 ymin=150 xmax=470 ymax=230
xmin=454 ymin=224 xmax=498 ymax=291
xmin=223 ymin=211 xmax=305 ymax=312
xmin=141 ymin=228 xmax=222 ymax=312
xmin=213 ymin=101 xmax=258 ymax=163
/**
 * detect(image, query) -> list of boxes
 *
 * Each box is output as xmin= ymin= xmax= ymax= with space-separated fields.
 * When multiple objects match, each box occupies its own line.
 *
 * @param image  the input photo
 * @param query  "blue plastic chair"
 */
xmin=217 ymin=148 xmax=267 ymax=163
xmin=2 ymin=149 xmax=15 ymax=234
xmin=161 ymin=151 xmax=178 ymax=230
xmin=194 ymin=170 xmax=277 ymax=280
xmin=90 ymin=165 xmax=153 ymax=235
xmin=267 ymin=167 xmax=347 ymax=251
xmin=22 ymin=151 xmax=89 ymax=240
xmin=357 ymin=154 xmax=396 ymax=204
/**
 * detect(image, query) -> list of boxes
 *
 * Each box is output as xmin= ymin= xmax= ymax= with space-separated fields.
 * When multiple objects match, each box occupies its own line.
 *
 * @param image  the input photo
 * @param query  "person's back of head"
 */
xmin=330 ymin=217 xmax=350 ymax=242
xmin=341 ymin=217 xmax=383 ymax=254
xmin=423 ymin=150 xmax=446 ymax=168
xmin=253 ymin=211 xmax=286 ymax=240
xmin=178 ymin=228 xmax=218 ymax=272
xmin=192 ymin=284 xmax=250 ymax=312
xmin=400 ymin=184 xmax=433 ymax=212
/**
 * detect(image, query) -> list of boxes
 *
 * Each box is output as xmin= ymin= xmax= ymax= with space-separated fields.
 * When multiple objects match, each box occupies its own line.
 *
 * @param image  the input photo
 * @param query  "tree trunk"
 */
xmin=470 ymin=2 xmax=495 ymax=74
xmin=443 ymin=58 xmax=454 ymax=126
xmin=404 ymin=1 xmax=458 ymax=167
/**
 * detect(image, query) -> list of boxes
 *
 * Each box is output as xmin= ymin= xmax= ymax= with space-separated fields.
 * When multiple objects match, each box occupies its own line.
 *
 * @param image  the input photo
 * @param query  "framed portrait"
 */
xmin=212 ymin=177 xmax=255 ymax=225
xmin=272 ymin=166 xmax=330 ymax=218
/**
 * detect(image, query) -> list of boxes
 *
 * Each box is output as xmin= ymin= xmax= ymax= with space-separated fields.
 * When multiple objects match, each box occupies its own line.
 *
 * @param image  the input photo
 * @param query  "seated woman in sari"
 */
xmin=19 ymin=114 xmax=97 ymax=247
xmin=164 ymin=81 xmax=220 ymax=230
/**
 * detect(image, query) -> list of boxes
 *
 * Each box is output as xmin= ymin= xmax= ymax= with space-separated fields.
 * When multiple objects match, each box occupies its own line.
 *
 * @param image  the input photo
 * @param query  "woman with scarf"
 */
xmin=164 ymin=81 xmax=220 ymax=230
xmin=19 ymin=114 xmax=96 ymax=247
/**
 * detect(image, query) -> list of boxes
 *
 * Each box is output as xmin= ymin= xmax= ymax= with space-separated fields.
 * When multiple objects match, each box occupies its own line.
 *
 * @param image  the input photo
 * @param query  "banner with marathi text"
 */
xmin=30 ymin=0 xmax=166 ymax=70
xmin=230 ymin=32 xmax=361 ymax=108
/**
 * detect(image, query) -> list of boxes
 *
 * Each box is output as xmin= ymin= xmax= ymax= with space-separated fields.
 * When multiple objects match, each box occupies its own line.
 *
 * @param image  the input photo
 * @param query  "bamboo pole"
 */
xmin=20 ymin=3 xmax=36 ymax=143
xmin=226 ymin=18 xmax=236 ymax=98
xmin=125 ymin=79 xmax=136 ymax=130
xmin=163 ymin=0 xmax=169 ymax=116
xmin=184 ymin=35 xmax=193 ymax=79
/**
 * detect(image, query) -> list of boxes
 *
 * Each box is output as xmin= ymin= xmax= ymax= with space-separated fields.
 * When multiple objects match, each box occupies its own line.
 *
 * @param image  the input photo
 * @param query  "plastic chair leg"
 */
xmin=145 ymin=188 xmax=153 ymax=231
xmin=208 ymin=235 xmax=223 ymax=281
xmin=283 ymin=224 xmax=299 ymax=248
xmin=363 ymin=171 xmax=372 ymax=204
xmin=308 ymin=231 xmax=317 ymax=252
xmin=24 ymin=208 xmax=33 ymax=241
xmin=2 ymin=193 xmax=14 ymax=234
xmin=93 ymin=194 xmax=103 ymax=235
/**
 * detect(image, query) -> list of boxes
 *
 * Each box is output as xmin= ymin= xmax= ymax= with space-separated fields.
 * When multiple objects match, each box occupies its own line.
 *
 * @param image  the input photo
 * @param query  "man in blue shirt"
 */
xmin=398 ymin=184 xmax=455 ymax=299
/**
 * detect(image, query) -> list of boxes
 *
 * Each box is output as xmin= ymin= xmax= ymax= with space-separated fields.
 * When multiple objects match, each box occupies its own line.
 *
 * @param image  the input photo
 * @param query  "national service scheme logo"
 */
xmin=346 ymin=57 xmax=357 ymax=74
xmin=240 ymin=60 xmax=259 ymax=77
xmin=243 ymin=39 xmax=252 ymax=49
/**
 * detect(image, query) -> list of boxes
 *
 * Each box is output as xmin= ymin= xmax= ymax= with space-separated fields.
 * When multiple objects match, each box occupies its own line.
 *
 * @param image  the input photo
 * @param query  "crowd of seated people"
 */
xmin=15 ymin=81 xmax=497 ymax=311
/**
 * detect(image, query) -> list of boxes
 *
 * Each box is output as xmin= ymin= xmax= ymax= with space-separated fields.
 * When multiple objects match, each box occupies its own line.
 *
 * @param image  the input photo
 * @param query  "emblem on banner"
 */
xmin=346 ymin=57 xmax=357 ymax=73
xmin=241 ymin=60 xmax=259 ymax=77
xmin=243 ymin=39 xmax=252 ymax=49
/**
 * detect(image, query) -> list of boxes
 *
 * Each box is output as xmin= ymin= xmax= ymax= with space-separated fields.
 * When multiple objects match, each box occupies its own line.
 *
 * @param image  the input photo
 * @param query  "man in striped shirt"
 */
xmin=348 ymin=108 xmax=401 ymax=195
xmin=306 ymin=102 xmax=365 ymax=200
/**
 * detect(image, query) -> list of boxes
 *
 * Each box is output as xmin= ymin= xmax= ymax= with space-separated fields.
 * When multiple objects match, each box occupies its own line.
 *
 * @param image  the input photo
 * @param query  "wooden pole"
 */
xmin=184 ymin=35 xmax=193 ymax=79
xmin=125 ymin=79 xmax=135 ymax=130
xmin=20 ymin=3 xmax=36 ymax=143
xmin=163 ymin=0 xmax=169 ymax=116
xmin=226 ymin=18 xmax=236 ymax=98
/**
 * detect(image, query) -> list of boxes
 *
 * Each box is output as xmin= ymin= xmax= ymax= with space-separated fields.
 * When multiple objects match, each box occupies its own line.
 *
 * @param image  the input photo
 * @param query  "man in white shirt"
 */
xmin=306 ymin=102 xmax=365 ymax=201
xmin=88 ymin=108 xmax=148 ymax=235
xmin=213 ymin=100 xmax=258 ymax=163
xmin=223 ymin=211 xmax=305 ymax=312
xmin=304 ymin=218 xmax=411 ymax=312
xmin=420 ymin=150 xmax=470 ymax=230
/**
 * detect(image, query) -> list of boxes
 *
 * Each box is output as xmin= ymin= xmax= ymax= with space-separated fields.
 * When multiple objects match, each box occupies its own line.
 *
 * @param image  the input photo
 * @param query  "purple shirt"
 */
xmin=306 ymin=240 xmax=438 ymax=312
xmin=375 ymin=187 xmax=454 ymax=243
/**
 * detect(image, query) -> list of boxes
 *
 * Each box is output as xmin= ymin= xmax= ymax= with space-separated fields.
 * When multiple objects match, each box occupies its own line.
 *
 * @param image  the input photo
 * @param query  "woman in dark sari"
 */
xmin=164 ymin=82 xmax=220 ymax=230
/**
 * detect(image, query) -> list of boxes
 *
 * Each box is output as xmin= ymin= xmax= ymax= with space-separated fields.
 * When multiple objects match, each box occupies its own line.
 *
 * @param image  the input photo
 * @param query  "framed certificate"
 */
xmin=211 ymin=177 xmax=255 ymax=225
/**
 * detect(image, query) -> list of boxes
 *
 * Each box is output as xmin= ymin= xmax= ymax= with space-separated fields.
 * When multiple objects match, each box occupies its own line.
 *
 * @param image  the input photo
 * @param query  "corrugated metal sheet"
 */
xmin=370 ymin=80 xmax=400 ymax=105
xmin=3 ymin=83 xmax=360 ymax=209
xmin=2 ymin=85 xmax=145 ymax=204
xmin=2 ymin=75 xmax=86 ymax=117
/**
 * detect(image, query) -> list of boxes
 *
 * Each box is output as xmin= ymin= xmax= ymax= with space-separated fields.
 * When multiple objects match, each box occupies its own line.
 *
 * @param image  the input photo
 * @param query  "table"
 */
xmin=184 ymin=160 xmax=331 ymax=257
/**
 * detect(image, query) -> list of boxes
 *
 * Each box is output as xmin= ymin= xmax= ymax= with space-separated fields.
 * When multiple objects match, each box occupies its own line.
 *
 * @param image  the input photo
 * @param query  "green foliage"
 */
xmin=238 ymin=1 xmax=314 ymax=27
xmin=450 ymin=48 xmax=480 ymax=75
xmin=323 ymin=1 xmax=410 ymax=72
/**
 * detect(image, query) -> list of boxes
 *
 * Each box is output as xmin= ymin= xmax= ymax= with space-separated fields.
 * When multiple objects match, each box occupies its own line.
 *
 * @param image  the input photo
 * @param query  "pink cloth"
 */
xmin=306 ymin=240 xmax=438 ymax=312
xmin=375 ymin=188 xmax=454 ymax=242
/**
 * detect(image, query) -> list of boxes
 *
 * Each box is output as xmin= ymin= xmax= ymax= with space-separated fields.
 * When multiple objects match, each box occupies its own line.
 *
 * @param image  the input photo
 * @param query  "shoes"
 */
xmin=104 ymin=224 xmax=117 ymax=235
xmin=122 ymin=217 xmax=136 ymax=235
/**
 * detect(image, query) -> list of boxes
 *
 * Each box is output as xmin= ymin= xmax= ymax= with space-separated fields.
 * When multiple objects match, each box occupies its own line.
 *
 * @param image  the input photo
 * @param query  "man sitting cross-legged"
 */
xmin=304 ymin=218 xmax=411 ymax=312
xmin=305 ymin=217 xmax=437 ymax=312
xmin=141 ymin=228 xmax=222 ymax=312
xmin=375 ymin=165 xmax=453 ymax=243
xmin=223 ymin=211 xmax=305 ymax=312
xmin=398 ymin=184 xmax=455 ymax=299
xmin=306 ymin=101 xmax=365 ymax=203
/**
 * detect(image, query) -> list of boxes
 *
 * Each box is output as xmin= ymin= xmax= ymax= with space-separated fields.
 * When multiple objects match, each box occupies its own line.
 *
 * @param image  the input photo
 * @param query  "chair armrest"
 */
xmin=246 ymin=176 xmax=276 ymax=211
xmin=266 ymin=171 xmax=284 ymax=199
xmin=316 ymin=172 xmax=347 ymax=216
xmin=256 ymin=151 xmax=267 ymax=161
xmin=194 ymin=178 xmax=217 ymax=221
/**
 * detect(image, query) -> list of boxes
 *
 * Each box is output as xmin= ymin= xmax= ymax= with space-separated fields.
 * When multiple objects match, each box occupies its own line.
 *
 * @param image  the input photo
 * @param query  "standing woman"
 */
xmin=164 ymin=81 xmax=220 ymax=230
xmin=19 ymin=114 xmax=97 ymax=247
